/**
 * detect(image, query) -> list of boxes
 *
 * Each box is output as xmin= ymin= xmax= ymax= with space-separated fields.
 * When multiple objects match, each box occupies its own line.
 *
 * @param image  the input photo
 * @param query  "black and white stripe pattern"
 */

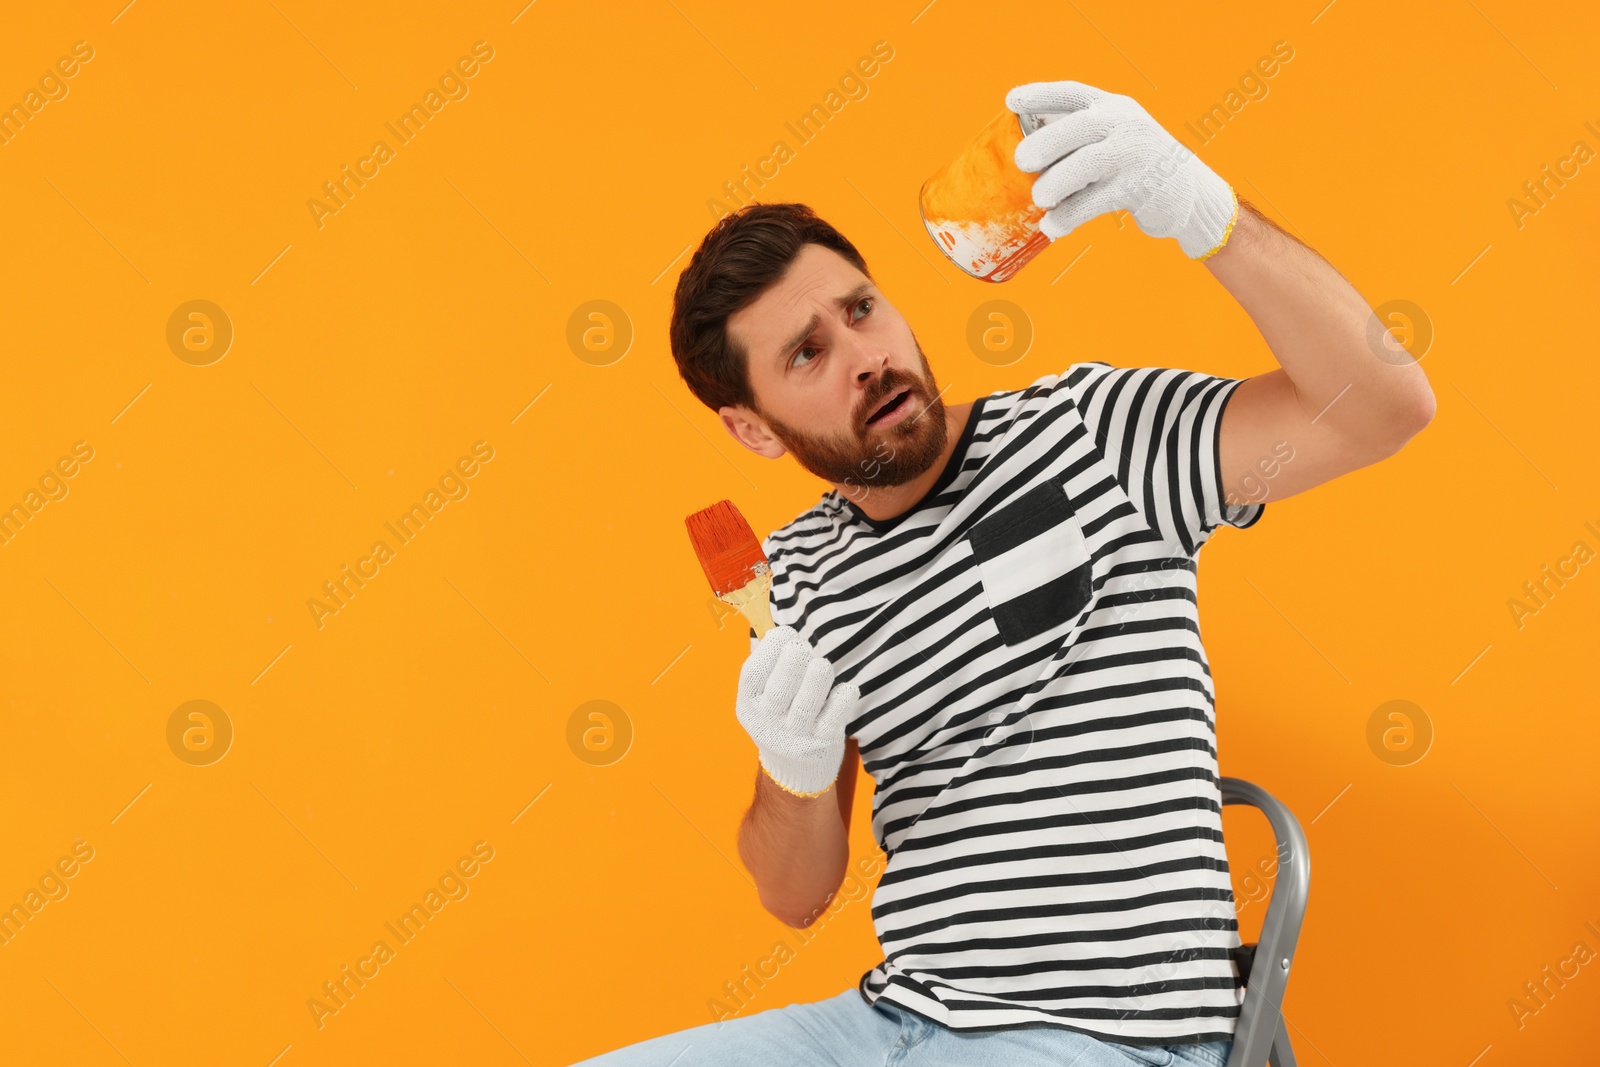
xmin=750 ymin=362 xmax=1265 ymax=1044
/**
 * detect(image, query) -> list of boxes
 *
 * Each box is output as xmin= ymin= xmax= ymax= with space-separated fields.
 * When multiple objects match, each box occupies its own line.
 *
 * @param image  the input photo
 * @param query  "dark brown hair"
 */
xmin=669 ymin=202 xmax=870 ymax=414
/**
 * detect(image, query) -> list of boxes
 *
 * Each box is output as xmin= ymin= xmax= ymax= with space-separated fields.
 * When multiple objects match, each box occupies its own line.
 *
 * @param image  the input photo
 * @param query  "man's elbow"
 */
xmin=1377 ymin=381 xmax=1436 ymax=455
xmin=759 ymin=888 xmax=834 ymax=929
xmin=1408 ymin=380 xmax=1437 ymax=432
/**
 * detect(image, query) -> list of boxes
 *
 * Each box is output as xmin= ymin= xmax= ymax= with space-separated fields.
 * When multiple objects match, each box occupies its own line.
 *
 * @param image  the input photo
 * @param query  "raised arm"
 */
xmin=1002 ymin=79 xmax=1436 ymax=511
xmin=1203 ymin=199 xmax=1436 ymax=507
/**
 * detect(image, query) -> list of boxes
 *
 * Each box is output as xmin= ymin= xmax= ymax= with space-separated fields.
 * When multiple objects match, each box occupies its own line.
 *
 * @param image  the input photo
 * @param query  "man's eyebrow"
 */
xmin=774 ymin=281 xmax=876 ymax=365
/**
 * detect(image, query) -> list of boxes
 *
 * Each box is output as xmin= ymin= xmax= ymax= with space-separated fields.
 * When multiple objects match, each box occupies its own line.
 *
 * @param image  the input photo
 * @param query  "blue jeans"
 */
xmin=571 ymin=988 xmax=1234 ymax=1067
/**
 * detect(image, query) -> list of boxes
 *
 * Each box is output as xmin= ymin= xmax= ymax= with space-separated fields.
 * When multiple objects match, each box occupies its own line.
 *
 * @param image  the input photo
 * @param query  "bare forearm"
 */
xmin=736 ymin=768 xmax=848 ymax=927
xmin=1204 ymin=199 xmax=1435 ymax=443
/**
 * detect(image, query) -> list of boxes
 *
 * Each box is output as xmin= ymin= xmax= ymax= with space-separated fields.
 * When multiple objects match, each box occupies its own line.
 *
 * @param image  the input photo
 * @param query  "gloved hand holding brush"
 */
xmin=1006 ymin=79 xmax=1239 ymax=260
xmin=736 ymin=626 xmax=860 ymax=798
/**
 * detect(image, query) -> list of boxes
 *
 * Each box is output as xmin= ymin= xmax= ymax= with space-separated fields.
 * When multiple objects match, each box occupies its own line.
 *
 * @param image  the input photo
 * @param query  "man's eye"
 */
xmin=854 ymin=298 xmax=873 ymax=319
xmin=793 ymin=346 xmax=819 ymax=367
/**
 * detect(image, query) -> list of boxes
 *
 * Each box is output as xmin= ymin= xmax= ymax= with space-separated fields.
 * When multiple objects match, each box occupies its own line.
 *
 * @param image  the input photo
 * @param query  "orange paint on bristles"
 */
xmin=686 ymin=499 xmax=765 ymax=595
xmin=685 ymin=499 xmax=778 ymax=638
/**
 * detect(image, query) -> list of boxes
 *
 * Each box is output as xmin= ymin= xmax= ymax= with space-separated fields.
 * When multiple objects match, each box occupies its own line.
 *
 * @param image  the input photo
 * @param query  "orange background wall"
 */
xmin=1 ymin=1 xmax=1596 ymax=1064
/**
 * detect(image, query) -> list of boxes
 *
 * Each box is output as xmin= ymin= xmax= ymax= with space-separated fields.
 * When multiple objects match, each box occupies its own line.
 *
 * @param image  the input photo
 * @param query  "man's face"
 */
xmin=722 ymin=244 xmax=948 ymax=497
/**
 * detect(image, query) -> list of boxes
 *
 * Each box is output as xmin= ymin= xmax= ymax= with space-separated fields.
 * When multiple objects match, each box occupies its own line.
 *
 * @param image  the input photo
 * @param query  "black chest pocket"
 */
xmin=965 ymin=479 xmax=1094 ymax=646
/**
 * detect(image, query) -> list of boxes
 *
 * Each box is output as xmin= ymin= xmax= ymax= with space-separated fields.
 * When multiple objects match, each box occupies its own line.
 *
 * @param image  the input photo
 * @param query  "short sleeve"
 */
xmin=1069 ymin=362 xmax=1264 ymax=556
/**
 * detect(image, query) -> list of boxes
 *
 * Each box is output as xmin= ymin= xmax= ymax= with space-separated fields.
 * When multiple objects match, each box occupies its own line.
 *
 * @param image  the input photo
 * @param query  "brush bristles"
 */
xmin=685 ymin=499 xmax=768 ymax=596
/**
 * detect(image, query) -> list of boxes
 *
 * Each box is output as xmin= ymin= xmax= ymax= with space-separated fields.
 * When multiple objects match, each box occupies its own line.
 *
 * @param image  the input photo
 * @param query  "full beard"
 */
xmin=758 ymin=355 xmax=949 ymax=493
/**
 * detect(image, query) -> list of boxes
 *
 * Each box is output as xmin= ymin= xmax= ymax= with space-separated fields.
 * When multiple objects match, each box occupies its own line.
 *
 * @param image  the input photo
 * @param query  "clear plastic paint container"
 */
xmin=919 ymin=109 xmax=1066 ymax=282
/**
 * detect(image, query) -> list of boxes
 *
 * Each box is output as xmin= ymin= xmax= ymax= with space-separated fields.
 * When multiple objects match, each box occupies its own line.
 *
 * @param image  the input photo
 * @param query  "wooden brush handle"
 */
xmin=719 ymin=567 xmax=775 ymax=638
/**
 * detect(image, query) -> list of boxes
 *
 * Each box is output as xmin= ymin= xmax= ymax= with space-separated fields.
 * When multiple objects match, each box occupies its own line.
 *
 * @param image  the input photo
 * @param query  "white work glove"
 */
xmin=1006 ymin=80 xmax=1239 ymax=260
xmin=736 ymin=626 xmax=859 ymax=797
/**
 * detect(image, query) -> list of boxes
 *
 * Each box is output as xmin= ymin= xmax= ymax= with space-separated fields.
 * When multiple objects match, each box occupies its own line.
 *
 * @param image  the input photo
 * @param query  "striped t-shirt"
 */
xmin=750 ymin=361 xmax=1265 ymax=1044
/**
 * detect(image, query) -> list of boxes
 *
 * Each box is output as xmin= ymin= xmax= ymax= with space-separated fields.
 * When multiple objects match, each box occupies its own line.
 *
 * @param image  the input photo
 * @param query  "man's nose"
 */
xmin=853 ymin=346 xmax=889 ymax=384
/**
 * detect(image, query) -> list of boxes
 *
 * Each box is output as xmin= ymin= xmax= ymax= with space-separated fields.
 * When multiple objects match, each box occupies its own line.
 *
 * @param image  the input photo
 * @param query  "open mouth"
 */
xmin=866 ymin=388 xmax=912 ymax=426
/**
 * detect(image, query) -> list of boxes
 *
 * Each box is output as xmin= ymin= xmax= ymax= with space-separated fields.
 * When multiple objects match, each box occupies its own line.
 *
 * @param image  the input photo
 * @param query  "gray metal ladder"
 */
xmin=1220 ymin=778 xmax=1310 ymax=1067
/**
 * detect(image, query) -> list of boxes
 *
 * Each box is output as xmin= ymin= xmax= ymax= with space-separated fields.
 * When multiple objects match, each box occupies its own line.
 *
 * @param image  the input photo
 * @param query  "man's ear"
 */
xmin=719 ymin=404 xmax=787 ymax=459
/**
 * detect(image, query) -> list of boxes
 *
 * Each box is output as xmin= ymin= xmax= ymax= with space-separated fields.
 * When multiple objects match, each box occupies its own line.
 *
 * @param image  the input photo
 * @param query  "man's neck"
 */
xmin=834 ymin=400 xmax=974 ymax=522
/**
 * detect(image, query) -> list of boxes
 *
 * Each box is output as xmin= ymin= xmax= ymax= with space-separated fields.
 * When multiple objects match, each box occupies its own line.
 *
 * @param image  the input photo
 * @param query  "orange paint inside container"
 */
xmin=921 ymin=110 xmax=1042 ymax=223
xmin=918 ymin=109 xmax=1052 ymax=282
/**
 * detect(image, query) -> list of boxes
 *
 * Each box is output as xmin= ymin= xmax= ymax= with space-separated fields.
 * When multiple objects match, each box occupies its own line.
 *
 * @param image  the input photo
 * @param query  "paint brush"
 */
xmin=685 ymin=499 xmax=776 ymax=639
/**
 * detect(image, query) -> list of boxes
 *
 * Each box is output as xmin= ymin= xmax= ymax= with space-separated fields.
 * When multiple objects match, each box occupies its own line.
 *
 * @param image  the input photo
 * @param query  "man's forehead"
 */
xmin=730 ymin=249 xmax=871 ymax=346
